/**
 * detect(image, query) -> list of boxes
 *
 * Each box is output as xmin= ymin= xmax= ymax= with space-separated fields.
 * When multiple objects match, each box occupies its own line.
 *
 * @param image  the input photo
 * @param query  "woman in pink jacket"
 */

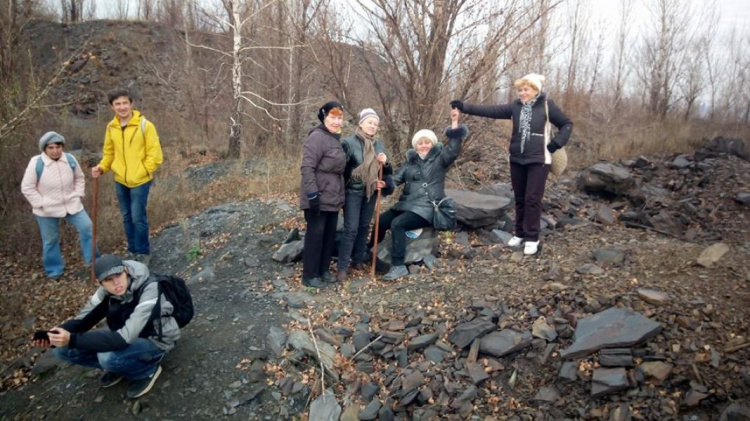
xmin=21 ymin=132 xmax=95 ymax=279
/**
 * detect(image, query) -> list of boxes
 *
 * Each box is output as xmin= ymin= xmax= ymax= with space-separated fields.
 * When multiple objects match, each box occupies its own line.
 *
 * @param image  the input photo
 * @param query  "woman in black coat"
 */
xmin=337 ymin=109 xmax=391 ymax=282
xmin=374 ymin=108 xmax=468 ymax=281
xmin=451 ymin=73 xmax=572 ymax=255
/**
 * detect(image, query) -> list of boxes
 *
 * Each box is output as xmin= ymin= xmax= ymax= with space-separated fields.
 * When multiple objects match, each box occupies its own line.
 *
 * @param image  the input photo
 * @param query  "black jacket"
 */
xmin=341 ymin=133 xmax=392 ymax=193
xmin=390 ymin=125 xmax=468 ymax=222
xmin=461 ymin=93 xmax=572 ymax=165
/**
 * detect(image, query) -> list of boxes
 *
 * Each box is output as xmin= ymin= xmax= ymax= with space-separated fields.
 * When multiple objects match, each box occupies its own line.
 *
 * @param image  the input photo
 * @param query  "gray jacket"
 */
xmin=60 ymin=260 xmax=181 ymax=352
xmin=300 ymin=125 xmax=346 ymax=212
xmin=342 ymin=133 xmax=392 ymax=192
xmin=390 ymin=125 xmax=468 ymax=222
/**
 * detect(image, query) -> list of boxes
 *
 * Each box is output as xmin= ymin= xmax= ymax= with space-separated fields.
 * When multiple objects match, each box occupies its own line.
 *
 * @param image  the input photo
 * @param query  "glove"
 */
xmin=547 ymin=142 xmax=559 ymax=154
xmin=449 ymin=100 xmax=464 ymax=111
xmin=308 ymin=194 xmax=320 ymax=216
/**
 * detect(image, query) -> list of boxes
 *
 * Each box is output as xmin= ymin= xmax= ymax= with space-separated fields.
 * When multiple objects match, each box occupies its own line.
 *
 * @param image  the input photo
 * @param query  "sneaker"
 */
xmin=507 ymin=236 xmax=524 ymax=247
xmin=101 ymin=372 xmax=124 ymax=388
xmin=524 ymin=241 xmax=540 ymax=255
xmin=302 ymin=277 xmax=326 ymax=288
xmin=127 ymin=365 xmax=162 ymax=399
xmin=382 ymin=265 xmax=408 ymax=281
xmin=135 ymin=254 xmax=151 ymax=266
xmin=320 ymin=271 xmax=336 ymax=283
xmin=336 ymin=270 xmax=347 ymax=282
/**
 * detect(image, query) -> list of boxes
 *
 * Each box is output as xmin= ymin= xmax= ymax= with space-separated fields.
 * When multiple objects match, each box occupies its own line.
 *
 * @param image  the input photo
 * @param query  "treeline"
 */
xmin=2 ymin=0 xmax=749 ymax=154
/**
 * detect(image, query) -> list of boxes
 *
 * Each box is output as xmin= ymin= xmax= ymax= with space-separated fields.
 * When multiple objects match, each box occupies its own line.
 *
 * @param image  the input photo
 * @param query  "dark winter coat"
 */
xmin=461 ymin=92 xmax=572 ymax=165
xmin=300 ymin=125 xmax=346 ymax=212
xmin=389 ymin=125 xmax=468 ymax=222
xmin=341 ymin=133 xmax=392 ymax=192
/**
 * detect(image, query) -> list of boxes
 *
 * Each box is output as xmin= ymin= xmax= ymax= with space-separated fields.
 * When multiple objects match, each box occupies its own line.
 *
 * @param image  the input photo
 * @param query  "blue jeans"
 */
xmin=115 ymin=181 xmax=152 ymax=255
xmin=53 ymin=338 xmax=164 ymax=380
xmin=338 ymin=190 xmax=378 ymax=271
xmin=36 ymin=211 xmax=96 ymax=278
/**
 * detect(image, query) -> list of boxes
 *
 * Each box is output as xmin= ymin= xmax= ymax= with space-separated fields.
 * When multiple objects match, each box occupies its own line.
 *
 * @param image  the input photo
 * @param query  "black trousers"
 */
xmin=371 ymin=209 xmax=430 ymax=266
xmin=510 ymin=162 xmax=549 ymax=242
xmin=303 ymin=210 xmax=339 ymax=279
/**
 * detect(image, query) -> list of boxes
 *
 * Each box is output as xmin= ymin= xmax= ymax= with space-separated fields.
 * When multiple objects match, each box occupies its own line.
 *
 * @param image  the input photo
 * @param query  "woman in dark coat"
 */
xmin=451 ymin=73 xmax=572 ymax=255
xmin=337 ymin=109 xmax=391 ymax=282
xmin=374 ymin=108 xmax=468 ymax=281
xmin=299 ymin=101 xmax=347 ymax=288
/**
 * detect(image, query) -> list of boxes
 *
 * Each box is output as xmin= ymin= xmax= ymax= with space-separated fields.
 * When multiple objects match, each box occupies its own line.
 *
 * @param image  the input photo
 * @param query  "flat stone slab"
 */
xmin=479 ymin=329 xmax=533 ymax=357
xmin=532 ymin=317 xmax=558 ymax=341
xmin=591 ymin=367 xmax=629 ymax=397
xmin=448 ymin=318 xmax=496 ymax=349
xmin=534 ymin=386 xmax=561 ymax=403
xmin=697 ymin=243 xmax=729 ymax=267
xmin=637 ymin=289 xmax=670 ymax=306
xmin=309 ymin=390 xmax=341 ymax=421
xmin=446 ymin=188 xmax=512 ymax=229
xmin=560 ymin=307 xmax=662 ymax=359
xmin=287 ymin=330 xmax=336 ymax=370
xmin=639 ymin=361 xmax=673 ymax=384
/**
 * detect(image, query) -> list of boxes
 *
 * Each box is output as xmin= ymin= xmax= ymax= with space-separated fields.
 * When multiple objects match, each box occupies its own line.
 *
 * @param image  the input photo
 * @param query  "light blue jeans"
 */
xmin=115 ymin=180 xmax=152 ymax=255
xmin=53 ymin=338 xmax=164 ymax=380
xmin=35 ymin=210 xmax=95 ymax=278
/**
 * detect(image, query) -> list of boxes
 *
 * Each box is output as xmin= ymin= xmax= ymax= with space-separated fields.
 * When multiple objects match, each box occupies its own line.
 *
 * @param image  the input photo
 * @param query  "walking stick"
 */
xmin=371 ymin=162 xmax=384 ymax=281
xmin=91 ymin=176 xmax=98 ymax=285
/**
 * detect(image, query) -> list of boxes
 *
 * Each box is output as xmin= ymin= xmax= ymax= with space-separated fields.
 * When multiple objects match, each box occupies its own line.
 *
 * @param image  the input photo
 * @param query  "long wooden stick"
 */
xmin=91 ymin=176 xmax=98 ymax=285
xmin=371 ymin=162 xmax=384 ymax=281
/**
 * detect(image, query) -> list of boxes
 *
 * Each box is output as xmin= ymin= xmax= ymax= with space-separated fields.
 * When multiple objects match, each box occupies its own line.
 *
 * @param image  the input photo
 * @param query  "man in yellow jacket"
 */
xmin=92 ymin=89 xmax=163 ymax=264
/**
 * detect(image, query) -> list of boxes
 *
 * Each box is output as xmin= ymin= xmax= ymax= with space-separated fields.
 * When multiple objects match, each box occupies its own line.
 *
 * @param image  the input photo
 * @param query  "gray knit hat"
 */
xmin=94 ymin=254 xmax=126 ymax=282
xmin=39 ymin=131 xmax=65 ymax=152
xmin=358 ymin=108 xmax=379 ymax=125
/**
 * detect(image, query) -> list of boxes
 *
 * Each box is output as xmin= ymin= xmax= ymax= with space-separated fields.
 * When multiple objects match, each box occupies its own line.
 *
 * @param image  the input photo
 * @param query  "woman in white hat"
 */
xmin=21 ymin=131 xmax=96 ymax=279
xmin=337 ymin=108 xmax=391 ymax=282
xmin=450 ymin=73 xmax=572 ymax=255
xmin=373 ymin=108 xmax=468 ymax=281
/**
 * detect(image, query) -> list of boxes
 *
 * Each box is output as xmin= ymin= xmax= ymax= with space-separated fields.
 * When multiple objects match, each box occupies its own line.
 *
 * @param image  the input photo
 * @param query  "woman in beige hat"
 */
xmin=450 ymin=73 xmax=572 ymax=255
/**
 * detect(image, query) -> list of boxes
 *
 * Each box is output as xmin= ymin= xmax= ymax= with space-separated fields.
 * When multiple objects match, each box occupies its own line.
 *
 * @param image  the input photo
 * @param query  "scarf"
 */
xmin=518 ymin=96 xmax=538 ymax=154
xmin=350 ymin=128 xmax=380 ymax=199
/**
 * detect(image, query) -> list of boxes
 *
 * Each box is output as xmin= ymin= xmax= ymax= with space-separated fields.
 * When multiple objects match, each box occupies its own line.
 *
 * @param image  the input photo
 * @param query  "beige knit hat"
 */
xmin=515 ymin=73 xmax=545 ymax=92
xmin=411 ymin=129 xmax=438 ymax=148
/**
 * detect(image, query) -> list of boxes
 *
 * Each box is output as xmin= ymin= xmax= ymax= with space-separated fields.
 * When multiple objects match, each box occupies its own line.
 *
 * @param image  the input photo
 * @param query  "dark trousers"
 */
xmin=371 ymin=209 xmax=430 ymax=266
xmin=338 ymin=190 xmax=378 ymax=271
xmin=303 ymin=210 xmax=338 ymax=279
xmin=510 ymin=163 xmax=549 ymax=241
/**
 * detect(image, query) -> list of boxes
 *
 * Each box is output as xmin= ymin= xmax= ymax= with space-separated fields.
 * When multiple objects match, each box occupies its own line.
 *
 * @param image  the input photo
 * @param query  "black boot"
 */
xmin=302 ymin=277 xmax=325 ymax=288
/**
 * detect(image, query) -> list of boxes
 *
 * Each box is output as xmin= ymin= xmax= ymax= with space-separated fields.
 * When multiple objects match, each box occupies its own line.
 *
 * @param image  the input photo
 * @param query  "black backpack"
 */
xmin=138 ymin=273 xmax=194 ymax=338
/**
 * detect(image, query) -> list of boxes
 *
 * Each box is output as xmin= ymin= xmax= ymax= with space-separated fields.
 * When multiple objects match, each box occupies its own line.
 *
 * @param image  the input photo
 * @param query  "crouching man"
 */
xmin=32 ymin=254 xmax=180 ymax=398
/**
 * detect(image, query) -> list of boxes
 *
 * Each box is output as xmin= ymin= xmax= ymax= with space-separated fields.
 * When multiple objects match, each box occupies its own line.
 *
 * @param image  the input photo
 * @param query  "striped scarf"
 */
xmin=519 ymin=97 xmax=538 ymax=154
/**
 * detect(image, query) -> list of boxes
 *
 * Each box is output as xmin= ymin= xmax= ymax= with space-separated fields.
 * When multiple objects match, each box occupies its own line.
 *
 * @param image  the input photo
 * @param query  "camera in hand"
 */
xmin=33 ymin=330 xmax=50 ymax=342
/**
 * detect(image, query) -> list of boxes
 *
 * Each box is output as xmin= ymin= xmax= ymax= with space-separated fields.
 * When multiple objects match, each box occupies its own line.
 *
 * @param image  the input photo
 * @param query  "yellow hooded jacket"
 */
xmin=98 ymin=110 xmax=163 ymax=188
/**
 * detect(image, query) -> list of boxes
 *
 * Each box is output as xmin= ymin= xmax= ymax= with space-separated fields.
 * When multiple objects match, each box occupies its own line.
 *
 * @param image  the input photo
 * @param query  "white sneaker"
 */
xmin=507 ymin=236 xmax=523 ymax=247
xmin=524 ymin=241 xmax=540 ymax=255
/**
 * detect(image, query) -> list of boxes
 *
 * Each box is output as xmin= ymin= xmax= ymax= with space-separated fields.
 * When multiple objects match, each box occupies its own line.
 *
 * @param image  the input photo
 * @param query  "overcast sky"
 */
xmin=59 ymin=0 xmax=750 ymax=31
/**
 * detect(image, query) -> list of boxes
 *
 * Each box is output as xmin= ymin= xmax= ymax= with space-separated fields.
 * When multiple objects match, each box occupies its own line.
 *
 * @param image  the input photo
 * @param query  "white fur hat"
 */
xmin=411 ymin=129 xmax=438 ymax=148
xmin=517 ymin=73 xmax=545 ymax=92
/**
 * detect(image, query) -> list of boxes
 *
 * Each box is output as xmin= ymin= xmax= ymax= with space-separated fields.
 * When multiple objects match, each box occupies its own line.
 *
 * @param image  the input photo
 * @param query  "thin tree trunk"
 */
xmin=228 ymin=2 xmax=242 ymax=158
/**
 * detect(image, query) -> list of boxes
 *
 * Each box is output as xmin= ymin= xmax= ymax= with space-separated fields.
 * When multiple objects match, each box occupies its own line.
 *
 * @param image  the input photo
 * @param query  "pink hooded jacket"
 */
xmin=21 ymin=153 xmax=85 ymax=218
